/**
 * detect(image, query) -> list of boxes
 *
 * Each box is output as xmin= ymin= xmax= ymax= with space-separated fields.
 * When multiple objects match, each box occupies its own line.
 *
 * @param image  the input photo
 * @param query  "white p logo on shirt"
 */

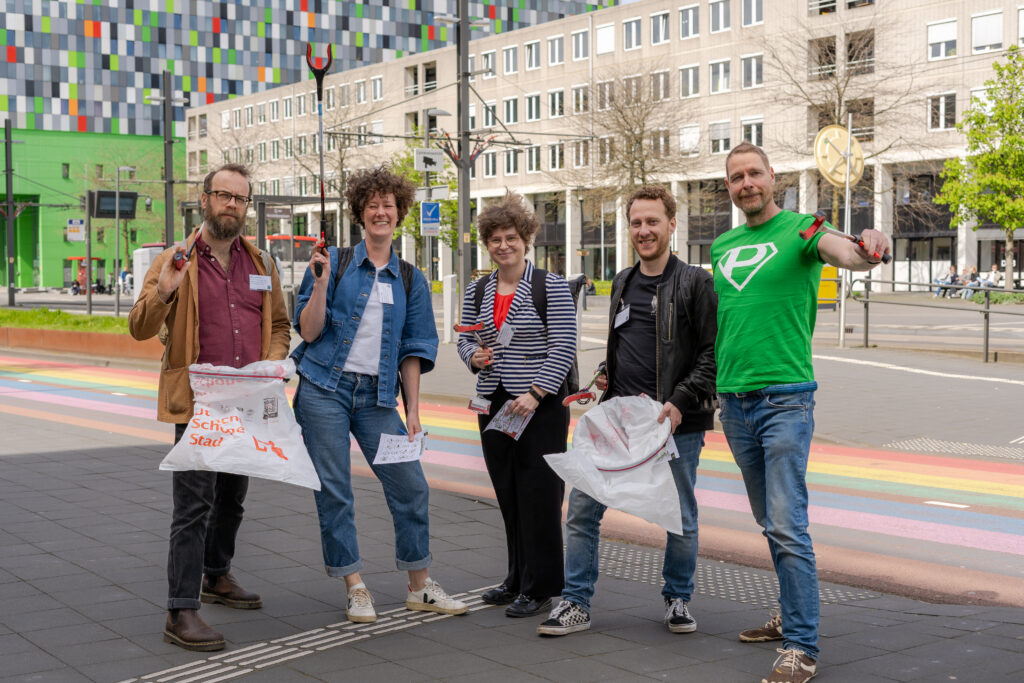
xmin=717 ymin=243 xmax=778 ymax=291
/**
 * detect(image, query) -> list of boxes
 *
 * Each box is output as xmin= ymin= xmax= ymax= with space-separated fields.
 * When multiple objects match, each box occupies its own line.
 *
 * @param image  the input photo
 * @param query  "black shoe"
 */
xmin=505 ymin=594 xmax=552 ymax=618
xmin=481 ymin=585 xmax=516 ymax=605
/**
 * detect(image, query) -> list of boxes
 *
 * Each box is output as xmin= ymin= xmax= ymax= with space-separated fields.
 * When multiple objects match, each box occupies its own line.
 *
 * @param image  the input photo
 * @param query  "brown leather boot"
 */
xmin=201 ymin=572 xmax=263 ymax=609
xmin=163 ymin=609 xmax=225 ymax=652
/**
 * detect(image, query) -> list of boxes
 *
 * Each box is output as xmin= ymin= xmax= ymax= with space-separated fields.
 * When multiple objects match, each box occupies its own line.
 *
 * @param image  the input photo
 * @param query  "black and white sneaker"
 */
xmin=664 ymin=598 xmax=696 ymax=633
xmin=537 ymin=599 xmax=591 ymax=636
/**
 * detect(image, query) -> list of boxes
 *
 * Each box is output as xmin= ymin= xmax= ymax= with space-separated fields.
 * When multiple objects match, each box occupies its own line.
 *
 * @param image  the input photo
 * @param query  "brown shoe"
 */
xmin=762 ymin=647 xmax=817 ymax=683
xmin=201 ymin=573 xmax=263 ymax=609
xmin=163 ymin=609 xmax=225 ymax=652
xmin=740 ymin=609 xmax=784 ymax=642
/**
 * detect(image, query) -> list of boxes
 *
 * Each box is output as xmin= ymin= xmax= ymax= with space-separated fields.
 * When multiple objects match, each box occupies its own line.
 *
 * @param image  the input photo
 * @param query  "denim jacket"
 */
xmin=291 ymin=241 xmax=438 ymax=408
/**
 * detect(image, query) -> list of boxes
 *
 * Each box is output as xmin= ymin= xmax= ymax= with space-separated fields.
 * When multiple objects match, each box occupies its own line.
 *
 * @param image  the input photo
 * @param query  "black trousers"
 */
xmin=167 ymin=423 xmax=249 ymax=610
xmin=478 ymin=385 xmax=568 ymax=599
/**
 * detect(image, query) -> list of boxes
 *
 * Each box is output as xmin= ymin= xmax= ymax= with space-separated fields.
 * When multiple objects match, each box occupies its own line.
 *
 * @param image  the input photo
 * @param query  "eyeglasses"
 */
xmin=487 ymin=235 xmax=521 ymax=248
xmin=206 ymin=190 xmax=252 ymax=206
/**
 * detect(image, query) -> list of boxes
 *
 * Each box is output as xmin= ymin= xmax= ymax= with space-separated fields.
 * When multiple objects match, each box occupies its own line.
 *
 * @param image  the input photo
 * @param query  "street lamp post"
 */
xmin=576 ymin=187 xmax=586 ymax=279
xmin=422 ymin=107 xmax=450 ymax=280
xmin=114 ymin=166 xmax=135 ymax=317
xmin=145 ymin=71 xmax=187 ymax=248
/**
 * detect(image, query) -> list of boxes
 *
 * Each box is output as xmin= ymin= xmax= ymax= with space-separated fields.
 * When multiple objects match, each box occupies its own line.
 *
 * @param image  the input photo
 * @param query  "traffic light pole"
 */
xmin=5 ymin=119 xmax=14 ymax=306
xmin=456 ymin=0 xmax=472 ymax=295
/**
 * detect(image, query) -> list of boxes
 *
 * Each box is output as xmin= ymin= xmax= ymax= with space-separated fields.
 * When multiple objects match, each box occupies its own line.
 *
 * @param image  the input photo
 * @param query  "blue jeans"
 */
xmin=562 ymin=431 xmax=705 ymax=611
xmin=718 ymin=383 xmax=819 ymax=660
xmin=294 ymin=373 xmax=432 ymax=577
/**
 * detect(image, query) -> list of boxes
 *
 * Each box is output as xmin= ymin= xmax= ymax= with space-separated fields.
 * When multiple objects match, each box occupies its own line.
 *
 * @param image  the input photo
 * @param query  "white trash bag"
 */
xmin=159 ymin=359 xmax=321 ymax=491
xmin=544 ymin=395 xmax=682 ymax=535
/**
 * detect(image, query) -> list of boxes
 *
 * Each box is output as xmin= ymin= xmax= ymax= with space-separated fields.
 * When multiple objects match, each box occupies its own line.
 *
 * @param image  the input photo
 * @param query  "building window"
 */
xmin=245 ymin=147 xmax=253 ymax=164
xmin=257 ymin=142 xmax=266 ymax=162
xmin=652 ymin=71 xmax=670 ymax=101
xmin=296 ymin=96 xmax=306 ymax=117
xmin=220 ymin=111 xmax=230 ymax=131
xmin=503 ymin=97 xmax=519 ymax=124
xmin=624 ymin=18 xmax=641 ymax=51
xmin=680 ymin=65 xmax=699 ymax=98
xmin=596 ymin=24 xmax=615 ymax=54
xmin=526 ymin=146 xmax=541 ymax=173
xmin=355 ymin=80 xmax=367 ymax=104
xmin=339 ymin=84 xmax=349 ymax=107
xmin=525 ymin=41 xmax=541 ymax=70
xmin=549 ymin=90 xmax=565 ymax=118
xmin=549 ymin=143 xmax=565 ymax=171
xmin=232 ymin=108 xmax=241 ymax=129
xmin=623 ymin=76 xmax=642 ymax=101
xmin=482 ymin=51 xmax=496 ymax=78
xmin=503 ymin=46 xmax=518 ymax=75
xmin=847 ymin=29 xmax=875 ymax=75
xmin=468 ymin=55 xmax=476 ymax=82
xmin=504 ymin=150 xmax=519 ymax=175
xmin=285 ymin=97 xmax=295 ymax=120
xmin=484 ymin=101 xmax=496 ymax=127
xmin=710 ymin=0 xmax=731 ymax=33
xmin=257 ymin=103 xmax=266 ymax=124
xmin=597 ymin=81 xmax=614 ymax=110
xmin=929 ymin=93 xmax=956 ymax=130
xmin=927 ymin=19 xmax=957 ymax=59
xmin=371 ymin=76 xmax=383 ymax=101
xmin=972 ymin=11 xmax=1002 ymax=54
xmin=548 ymin=36 xmax=564 ymax=65
xmin=469 ymin=103 xmax=477 ymax=130
xmin=742 ymin=54 xmax=763 ymax=88
xmin=526 ymin=94 xmax=541 ymax=122
xmin=810 ymin=36 xmax=836 ymax=79
xmin=598 ymin=137 xmax=614 ymax=165
xmin=573 ymin=29 xmax=590 ymax=60
xmin=710 ymin=121 xmax=731 ymax=154
xmin=710 ymin=59 xmax=731 ymax=94
xmin=651 ymin=12 xmax=670 ymax=45
xmin=296 ymin=135 xmax=307 ymax=156
xmin=572 ymin=85 xmax=590 ymax=114
xmin=742 ymin=0 xmax=763 ymax=27
xmin=742 ymin=117 xmax=763 ymax=145
xmin=283 ymin=137 xmax=293 ymax=159
xmin=680 ymin=4 xmax=699 ymax=39
xmin=679 ymin=124 xmax=700 ymax=156
xmin=269 ymin=100 xmax=279 ymax=121
xmin=270 ymin=139 xmax=280 ymax=161
xmin=244 ymin=105 xmax=253 ymax=126
xmin=651 ymin=129 xmax=670 ymax=157
xmin=573 ymin=140 xmax=590 ymax=168
xmin=483 ymin=152 xmax=497 ymax=178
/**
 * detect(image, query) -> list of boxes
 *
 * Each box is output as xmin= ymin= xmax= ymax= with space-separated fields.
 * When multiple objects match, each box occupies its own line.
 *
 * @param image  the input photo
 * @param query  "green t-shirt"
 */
xmin=711 ymin=210 xmax=826 ymax=392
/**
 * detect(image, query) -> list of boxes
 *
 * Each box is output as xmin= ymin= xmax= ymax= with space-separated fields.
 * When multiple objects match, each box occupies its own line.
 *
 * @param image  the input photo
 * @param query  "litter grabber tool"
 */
xmin=799 ymin=211 xmax=892 ymax=264
xmin=453 ymin=322 xmax=486 ymax=347
xmin=172 ymin=224 xmax=202 ymax=270
xmin=562 ymin=367 xmax=604 ymax=407
xmin=306 ymin=42 xmax=334 ymax=278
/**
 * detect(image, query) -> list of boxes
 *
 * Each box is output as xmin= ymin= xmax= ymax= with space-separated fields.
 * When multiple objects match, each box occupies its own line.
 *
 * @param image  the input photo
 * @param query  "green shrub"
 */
xmin=968 ymin=290 xmax=1024 ymax=304
xmin=0 ymin=307 xmax=130 ymax=334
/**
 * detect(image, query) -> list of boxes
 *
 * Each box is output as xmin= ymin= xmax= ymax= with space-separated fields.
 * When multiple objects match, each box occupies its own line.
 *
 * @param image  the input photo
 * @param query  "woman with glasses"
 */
xmin=456 ymin=192 xmax=577 ymax=618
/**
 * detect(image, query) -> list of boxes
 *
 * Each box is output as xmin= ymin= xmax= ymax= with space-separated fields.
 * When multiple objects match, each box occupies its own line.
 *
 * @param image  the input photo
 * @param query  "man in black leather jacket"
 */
xmin=539 ymin=185 xmax=717 ymax=638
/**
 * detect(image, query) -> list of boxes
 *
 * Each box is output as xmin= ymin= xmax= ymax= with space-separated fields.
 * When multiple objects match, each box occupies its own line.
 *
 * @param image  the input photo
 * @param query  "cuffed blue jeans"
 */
xmin=718 ymin=382 xmax=820 ymax=660
xmin=561 ymin=430 xmax=705 ymax=611
xmin=294 ymin=373 xmax=432 ymax=577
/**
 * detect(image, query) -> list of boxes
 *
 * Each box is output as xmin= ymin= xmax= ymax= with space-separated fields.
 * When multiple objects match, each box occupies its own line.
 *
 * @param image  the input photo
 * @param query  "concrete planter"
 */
xmin=0 ymin=327 xmax=164 ymax=361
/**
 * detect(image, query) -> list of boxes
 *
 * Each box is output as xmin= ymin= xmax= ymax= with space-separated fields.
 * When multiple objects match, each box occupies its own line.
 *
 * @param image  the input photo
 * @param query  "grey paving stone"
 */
xmin=0 ymin=666 xmax=93 ymax=682
xmin=474 ymin=640 xmax=570 ymax=667
xmin=442 ymin=665 xmax=550 ymax=682
xmin=0 ymin=649 xmax=65 ymax=677
xmin=849 ymin=651 xmax=955 ymax=682
xmin=591 ymin=645 xmax=704 ymax=674
xmin=315 ymin=660 xmax=433 ymax=683
xmin=525 ymin=656 xmax=659 ymax=682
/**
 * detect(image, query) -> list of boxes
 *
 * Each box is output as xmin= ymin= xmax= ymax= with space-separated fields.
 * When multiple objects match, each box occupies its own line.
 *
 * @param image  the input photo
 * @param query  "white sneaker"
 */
xmin=406 ymin=577 xmax=468 ymax=615
xmin=346 ymin=584 xmax=376 ymax=623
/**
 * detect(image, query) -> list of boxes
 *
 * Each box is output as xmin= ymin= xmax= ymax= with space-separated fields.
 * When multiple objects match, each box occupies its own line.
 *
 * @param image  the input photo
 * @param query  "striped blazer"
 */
xmin=456 ymin=260 xmax=577 ymax=396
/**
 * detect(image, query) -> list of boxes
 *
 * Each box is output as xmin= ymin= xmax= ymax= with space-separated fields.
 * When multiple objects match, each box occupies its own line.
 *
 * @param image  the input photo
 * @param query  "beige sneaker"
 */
xmin=346 ymin=584 xmax=376 ymax=623
xmin=406 ymin=577 xmax=468 ymax=615
xmin=740 ymin=609 xmax=783 ymax=642
xmin=762 ymin=647 xmax=817 ymax=683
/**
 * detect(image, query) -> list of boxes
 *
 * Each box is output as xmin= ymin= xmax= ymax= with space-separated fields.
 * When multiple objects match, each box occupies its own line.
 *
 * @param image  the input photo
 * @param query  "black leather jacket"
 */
xmin=602 ymin=255 xmax=718 ymax=433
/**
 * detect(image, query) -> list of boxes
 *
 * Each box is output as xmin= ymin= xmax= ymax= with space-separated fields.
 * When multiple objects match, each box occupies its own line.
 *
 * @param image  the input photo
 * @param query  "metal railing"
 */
xmin=853 ymin=278 xmax=1024 ymax=362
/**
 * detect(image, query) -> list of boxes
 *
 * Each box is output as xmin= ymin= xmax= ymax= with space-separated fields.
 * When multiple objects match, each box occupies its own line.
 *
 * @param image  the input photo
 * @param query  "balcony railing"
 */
xmin=809 ymin=0 xmax=836 ymax=14
xmin=809 ymin=63 xmax=837 ymax=79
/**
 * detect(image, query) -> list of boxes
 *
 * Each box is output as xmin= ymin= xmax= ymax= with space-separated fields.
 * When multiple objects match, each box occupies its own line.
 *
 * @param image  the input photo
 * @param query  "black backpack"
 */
xmin=473 ymin=268 xmax=584 ymax=395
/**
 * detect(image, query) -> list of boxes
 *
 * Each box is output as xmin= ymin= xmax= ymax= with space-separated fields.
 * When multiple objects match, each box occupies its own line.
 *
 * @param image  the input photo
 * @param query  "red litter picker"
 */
xmin=306 ymin=43 xmax=334 ymax=278
xmin=799 ymin=211 xmax=892 ymax=264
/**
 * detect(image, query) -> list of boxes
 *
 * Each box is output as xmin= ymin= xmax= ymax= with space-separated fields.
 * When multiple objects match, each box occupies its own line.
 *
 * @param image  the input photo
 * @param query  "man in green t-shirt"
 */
xmin=712 ymin=142 xmax=889 ymax=683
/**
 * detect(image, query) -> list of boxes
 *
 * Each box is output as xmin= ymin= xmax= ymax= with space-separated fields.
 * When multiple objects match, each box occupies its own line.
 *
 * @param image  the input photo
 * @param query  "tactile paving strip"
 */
xmin=884 ymin=437 xmax=1024 ymax=462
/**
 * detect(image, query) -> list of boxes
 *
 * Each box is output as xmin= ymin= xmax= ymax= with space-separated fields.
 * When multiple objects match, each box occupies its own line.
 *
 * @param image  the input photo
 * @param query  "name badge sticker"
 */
xmin=496 ymin=323 xmax=515 ymax=347
xmin=249 ymin=274 xmax=272 ymax=291
xmin=614 ymin=305 xmax=630 ymax=328
xmin=377 ymin=282 xmax=394 ymax=305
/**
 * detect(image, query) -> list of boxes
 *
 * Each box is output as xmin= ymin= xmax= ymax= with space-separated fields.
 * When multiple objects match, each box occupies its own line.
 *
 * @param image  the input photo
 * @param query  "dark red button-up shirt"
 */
xmin=195 ymin=234 xmax=263 ymax=368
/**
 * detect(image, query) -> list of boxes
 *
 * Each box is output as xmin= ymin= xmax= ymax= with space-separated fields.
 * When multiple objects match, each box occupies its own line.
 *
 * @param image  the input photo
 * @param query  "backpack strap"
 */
xmin=531 ymin=267 xmax=548 ymax=327
xmin=259 ymin=249 xmax=273 ymax=277
xmin=473 ymin=272 xmax=489 ymax=319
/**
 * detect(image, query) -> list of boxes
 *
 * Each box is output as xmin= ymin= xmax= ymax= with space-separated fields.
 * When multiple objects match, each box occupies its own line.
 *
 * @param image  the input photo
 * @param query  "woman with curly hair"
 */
xmin=456 ymin=192 xmax=577 ymax=617
xmin=292 ymin=165 xmax=467 ymax=623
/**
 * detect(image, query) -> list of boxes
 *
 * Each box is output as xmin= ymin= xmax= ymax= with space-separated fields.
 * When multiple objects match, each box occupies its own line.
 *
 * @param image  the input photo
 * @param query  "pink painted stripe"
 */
xmin=695 ymin=489 xmax=1024 ymax=557
xmin=349 ymin=441 xmax=488 ymax=473
xmin=2 ymin=389 xmax=155 ymax=420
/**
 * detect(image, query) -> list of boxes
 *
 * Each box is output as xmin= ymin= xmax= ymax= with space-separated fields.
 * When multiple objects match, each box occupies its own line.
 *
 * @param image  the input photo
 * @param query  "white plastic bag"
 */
xmin=159 ymin=359 xmax=321 ymax=491
xmin=544 ymin=395 xmax=682 ymax=535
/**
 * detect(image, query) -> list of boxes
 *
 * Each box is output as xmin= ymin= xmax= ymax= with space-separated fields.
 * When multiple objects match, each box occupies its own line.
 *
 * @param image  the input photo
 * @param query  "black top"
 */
xmin=606 ymin=271 xmax=660 ymax=400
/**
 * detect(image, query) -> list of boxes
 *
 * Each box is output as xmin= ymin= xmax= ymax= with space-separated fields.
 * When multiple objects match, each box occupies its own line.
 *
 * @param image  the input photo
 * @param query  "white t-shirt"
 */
xmin=343 ymin=266 xmax=390 ymax=376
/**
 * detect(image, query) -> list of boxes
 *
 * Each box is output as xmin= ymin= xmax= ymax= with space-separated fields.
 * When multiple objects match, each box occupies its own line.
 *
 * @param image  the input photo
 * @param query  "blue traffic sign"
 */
xmin=420 ymin=200 xmax=440 ymax=237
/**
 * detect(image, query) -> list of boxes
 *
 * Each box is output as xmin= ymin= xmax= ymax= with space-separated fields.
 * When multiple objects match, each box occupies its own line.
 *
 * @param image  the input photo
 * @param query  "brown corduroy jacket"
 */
xmin=129 ymin=228 xmax=291 ymax=423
